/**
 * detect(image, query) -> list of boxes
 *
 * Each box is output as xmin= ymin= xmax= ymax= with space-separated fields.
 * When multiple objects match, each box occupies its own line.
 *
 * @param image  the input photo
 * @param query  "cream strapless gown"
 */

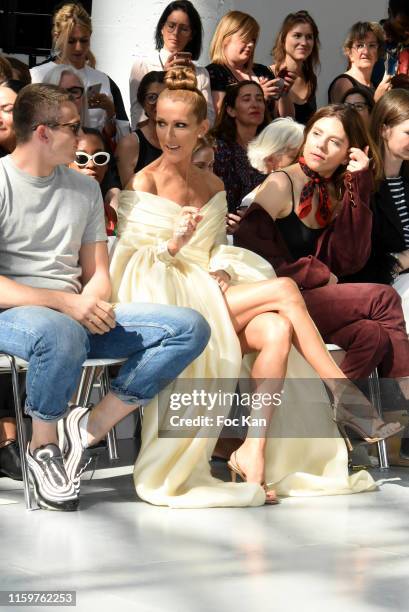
xmin=109 ymin=190 xmax=376 ymax=508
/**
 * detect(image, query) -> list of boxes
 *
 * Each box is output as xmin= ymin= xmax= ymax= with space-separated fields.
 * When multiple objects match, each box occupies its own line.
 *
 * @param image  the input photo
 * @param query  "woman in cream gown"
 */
xmin=109 ymin=70 xmax=377 ymax=508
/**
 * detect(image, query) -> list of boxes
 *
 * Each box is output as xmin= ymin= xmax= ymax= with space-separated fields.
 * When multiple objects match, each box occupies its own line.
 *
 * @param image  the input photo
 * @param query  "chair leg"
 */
xmin=368 ymin=370 xmax=389 ymax=470
xmin=75 ymin=367 xmax=91 ymax=405
xmin=101 ymin=367 xmax=119 ymax=461
xmin=7 ymin=356 xmax=35 ymax=510
xmin=82 ymin=366 xmax=97 ymax=407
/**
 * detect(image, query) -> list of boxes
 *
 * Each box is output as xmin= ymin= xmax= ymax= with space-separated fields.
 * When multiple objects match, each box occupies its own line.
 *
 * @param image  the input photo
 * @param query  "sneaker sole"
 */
xmin=29 ymin=473 xmax=79 ymax=511
xmin=64 ymin=407 xmax=90 ymax=485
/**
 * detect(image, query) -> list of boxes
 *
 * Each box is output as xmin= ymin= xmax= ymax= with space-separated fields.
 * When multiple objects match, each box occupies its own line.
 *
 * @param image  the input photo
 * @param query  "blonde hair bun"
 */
xmin=164 ymin=66 xmax=198 ymax=91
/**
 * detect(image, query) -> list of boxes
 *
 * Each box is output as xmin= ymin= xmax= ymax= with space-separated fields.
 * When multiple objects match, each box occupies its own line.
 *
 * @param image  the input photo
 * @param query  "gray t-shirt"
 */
xmin=0 ymin=155 xmax=107 ymax=294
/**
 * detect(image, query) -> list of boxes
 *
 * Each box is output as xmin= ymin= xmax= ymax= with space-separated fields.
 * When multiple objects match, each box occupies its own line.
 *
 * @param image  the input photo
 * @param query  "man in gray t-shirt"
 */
xmin=0 ymin=83 xmax=209 ymax=511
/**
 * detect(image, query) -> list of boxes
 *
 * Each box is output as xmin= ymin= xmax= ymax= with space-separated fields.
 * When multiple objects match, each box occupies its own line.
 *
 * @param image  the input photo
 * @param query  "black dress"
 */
xmin=206 ymin=62 xmax=274 ymax=91
xmin=270 ymin=67 xmax=316 ymax=125
xmin=293 ymin=94 xmax=317 ymax=125
xmin=134 ymin=129 xmax=162 ymax=173
xmin=327 ymin=73 xmax=375 ymax=105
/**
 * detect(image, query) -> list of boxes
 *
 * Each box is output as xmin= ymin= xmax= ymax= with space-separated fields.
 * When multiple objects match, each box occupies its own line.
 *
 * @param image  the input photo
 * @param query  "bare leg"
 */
xmin=0 ymin=417 xmax=17 ymax=447
xmin=85 ymin=393 xmax=139 ymax=447
xmin=31 ymin=392 xmax=139 ymax=451
xmin=225 ymin=277 xmax=402 ymax=442
xmin=231 ymin=312 xmax=293 ymax=503
xmin=31 ymin=421 xmax=59 ymax=451
xmin=225 ymin=277 xmax=345 ymax=380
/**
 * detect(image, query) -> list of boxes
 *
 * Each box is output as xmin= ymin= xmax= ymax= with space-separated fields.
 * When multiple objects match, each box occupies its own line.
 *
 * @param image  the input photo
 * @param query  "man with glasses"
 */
xmin=0 ymin=83 xmax=210 ymax=511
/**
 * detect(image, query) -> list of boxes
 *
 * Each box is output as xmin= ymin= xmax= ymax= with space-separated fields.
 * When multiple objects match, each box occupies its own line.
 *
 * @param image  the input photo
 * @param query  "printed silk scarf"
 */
xmin=298 ymin=156 xmax=333 ymax=227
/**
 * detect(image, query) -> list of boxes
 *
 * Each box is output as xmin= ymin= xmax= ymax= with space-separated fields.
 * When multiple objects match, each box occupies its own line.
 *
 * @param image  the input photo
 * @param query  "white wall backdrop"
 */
xmin=91 ymin=0 xmax=234 ymax=120
xmin=1 ymin=1 xmax=389 ymax=118
xmin=91 ymin=0 xmax=388 ymax=117
xmin=234 ymin=0 xmax=388 ymax=106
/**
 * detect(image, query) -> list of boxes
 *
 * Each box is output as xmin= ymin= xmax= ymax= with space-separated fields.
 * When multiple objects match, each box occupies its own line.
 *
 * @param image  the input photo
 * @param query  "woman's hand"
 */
xmin=374 ymin=73 xmax=392 ymax=103
xmin=258 ymin=76 xmax=285 ymax=100
xmin=346 ymin=146 xmax=370 ymax=173
xmin=281 ymin=70 xmax=297 ymax=93
xmin=209 ymin=269 xmax=231 ymax=293
xmin=88 ymin=92 xmax=116 ymax=118
xmin=164 ymin=53 xmax=195 ymax=72
xmin=226 ymin=209 xmax=246 ymax=234
xmin=167 ymin=207 xmax=203 ymax=255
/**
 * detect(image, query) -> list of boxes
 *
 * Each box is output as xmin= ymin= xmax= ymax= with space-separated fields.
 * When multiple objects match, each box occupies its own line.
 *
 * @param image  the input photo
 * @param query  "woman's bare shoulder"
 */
xmin=190 ymin=165 xmax=225 ymax=199
xmin=207 ymin=171 xmax=225 ymax=197
xmin=254 ymin=167 xmax=296 ymax=217
xmin=126 ymin=168 xmax=157 ymax=193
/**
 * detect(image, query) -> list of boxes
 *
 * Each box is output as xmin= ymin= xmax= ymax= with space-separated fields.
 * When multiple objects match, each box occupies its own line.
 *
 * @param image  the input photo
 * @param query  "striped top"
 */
xmin=386 ymin=177 xmax=409 ymax=248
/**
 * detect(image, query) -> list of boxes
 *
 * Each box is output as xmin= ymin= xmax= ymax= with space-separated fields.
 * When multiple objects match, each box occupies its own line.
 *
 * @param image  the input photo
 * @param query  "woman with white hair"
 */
xmin=43 ymin=64 xmax=121 ymax=218
xmin=243 ymin=118 xmax=304 ymax=204
xmin=42 ymin=64 xmax=90 ymax=127
xmin=227 ymin=118 xmax=304 ymax=232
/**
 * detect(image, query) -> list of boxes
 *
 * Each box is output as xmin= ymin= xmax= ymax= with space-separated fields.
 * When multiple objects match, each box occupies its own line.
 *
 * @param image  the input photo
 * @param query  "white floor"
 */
xmin=1 ymin=442 xmax=409 ymax=612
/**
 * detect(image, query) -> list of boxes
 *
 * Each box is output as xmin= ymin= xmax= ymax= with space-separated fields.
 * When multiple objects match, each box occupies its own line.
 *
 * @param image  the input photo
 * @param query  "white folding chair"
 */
xmin=0 ymin=353 xmax=127 ymax=509
xmin=0 ymin=354 xmax=33 ymax=509
xmin=74 ymin=358 xmax=127 ymax=460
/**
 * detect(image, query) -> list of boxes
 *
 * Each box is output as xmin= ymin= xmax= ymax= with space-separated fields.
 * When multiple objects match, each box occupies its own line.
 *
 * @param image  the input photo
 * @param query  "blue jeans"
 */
xmin=0 ymin=303 xmax=210 ymax=422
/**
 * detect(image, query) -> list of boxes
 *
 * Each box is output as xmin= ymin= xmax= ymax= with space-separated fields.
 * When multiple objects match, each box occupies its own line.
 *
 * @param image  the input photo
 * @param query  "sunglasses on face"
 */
xmin=66 ymin=86 xmax=84 ymax=100
xmin=74 ymin=151 xmax=111 ymax=167
xmin=32 ymin=121 xmax=82 ymax=135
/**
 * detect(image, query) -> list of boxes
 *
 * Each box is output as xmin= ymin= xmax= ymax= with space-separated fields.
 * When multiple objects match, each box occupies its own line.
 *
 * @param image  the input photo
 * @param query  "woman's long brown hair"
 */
xmin=302 ymin=104 xmax=381 ymax=196
xmin=272 ymin=11 xmax=320 ymax=98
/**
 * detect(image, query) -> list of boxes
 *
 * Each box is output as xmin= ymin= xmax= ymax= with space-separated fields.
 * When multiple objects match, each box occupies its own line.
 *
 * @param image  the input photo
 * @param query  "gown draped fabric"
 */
xmin=109 ymin=190 xmax=376 ymax=508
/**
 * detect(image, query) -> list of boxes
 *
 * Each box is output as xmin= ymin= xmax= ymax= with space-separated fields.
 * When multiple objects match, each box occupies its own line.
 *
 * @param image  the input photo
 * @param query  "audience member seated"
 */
xmin=70 ymin=127 xmax=117 ymax=235
xmin=110 ymin=66 xmax=397 ymax=508
xmin=116 ymin=71 xmax=165 ymax=187
xmin=0 ymin=80 xmax=24 ymax=157
xmin=241 ymin=117 xmax=304 ymax=208
xmin=30 ymin=2 xmax=129 ymax=139
xmin=4 ymin=57 xmax=31 ymax=84
xmin=0 ymin=79 xmax=25 ymax=481
xmin=129 ymin=0 xmax=214 ymax=129
xmin=328 ymin=21 xmax=388 ymax=105
xmin=212 ymin=81 xmax=268 ymax=213
xmin=340 ymin=86 xmax=374 ymax=127
xmin=353 ymin=89 xmax=409 ymax=333
xmin=234 ymin=104 xmax=409 ymax=389
xmin=225 ymin=117 xmax=304 ymax=237
xmin=42 ymin=64 xmax=90 ymax=127
xmin=192 ymin=133 xmax=215 ymax=171
xmin=42 ymin=64 xmax=121 ymax=218
xmin=206 ymin=11 xmax=295 ymax=118
xmin=0 ymin=82 xmax=209 ymax=511
xmin=270 ymin=10 xmax=319 ymax=124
